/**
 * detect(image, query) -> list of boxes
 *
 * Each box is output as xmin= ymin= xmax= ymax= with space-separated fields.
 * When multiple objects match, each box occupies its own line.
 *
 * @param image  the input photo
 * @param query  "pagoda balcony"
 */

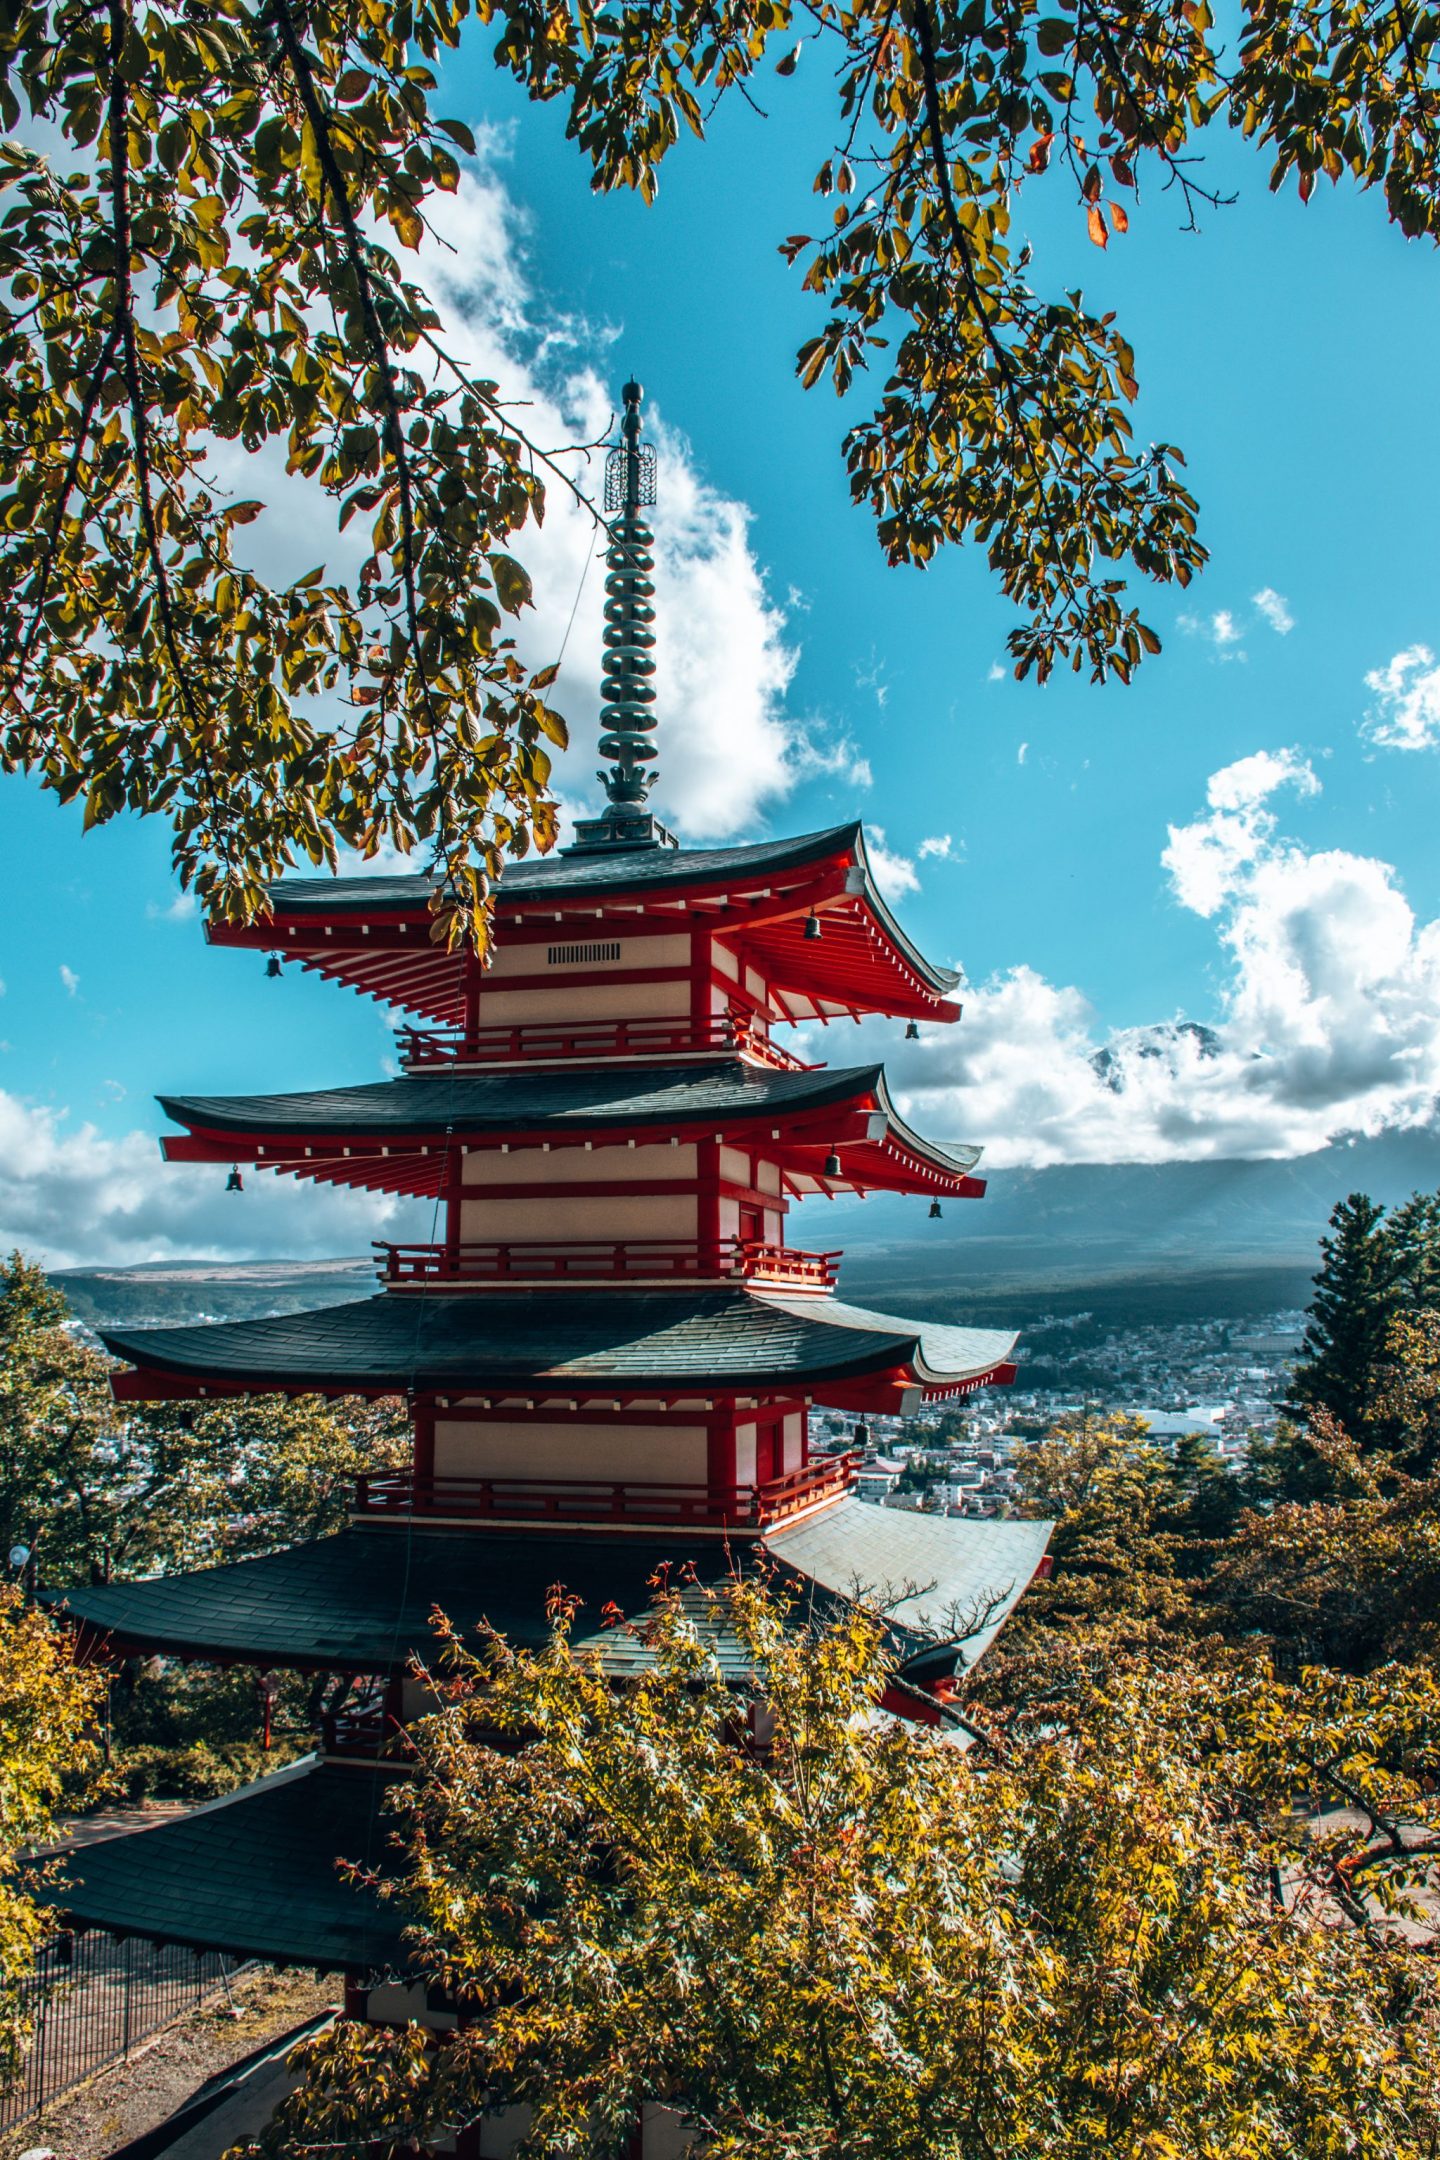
xmin=373 ymin=1237 xmax=842 ymax=1294
xmin=395 ymin=1014 xmax=816 ymax=1074
xmin=353 ymin=1452 xmax=858 ymax=1533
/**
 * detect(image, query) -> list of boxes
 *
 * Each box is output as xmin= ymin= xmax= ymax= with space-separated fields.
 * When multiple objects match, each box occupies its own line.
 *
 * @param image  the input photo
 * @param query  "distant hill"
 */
xmin=54 ymin=1257 xmax=375 ymax=1331
xmin=838 ymin=1126 xmax=1440 ymax=1327
xmin=52 ymin=1127 xmax=1440 ymax=1335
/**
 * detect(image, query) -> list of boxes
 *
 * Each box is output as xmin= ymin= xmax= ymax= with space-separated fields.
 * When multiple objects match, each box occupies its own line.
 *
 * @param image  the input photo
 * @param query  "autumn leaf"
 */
xmin=1088 ymin=204 xmax=1109 ymax=247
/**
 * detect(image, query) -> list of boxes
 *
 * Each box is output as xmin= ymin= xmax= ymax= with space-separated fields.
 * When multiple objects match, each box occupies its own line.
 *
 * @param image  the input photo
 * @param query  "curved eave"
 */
xmin=155 ymin=1064 xmax=985 ymax=1201
xmin=205 ymin=822 xmax=961 ymax=1025
xmin=47 ymin=1758 xmax=409 ymax=1972
xmin=45 ymin=1513 xmax=1047 ymax=1680
xmin=98 ymin=1291 xmax=1017 ymax=1409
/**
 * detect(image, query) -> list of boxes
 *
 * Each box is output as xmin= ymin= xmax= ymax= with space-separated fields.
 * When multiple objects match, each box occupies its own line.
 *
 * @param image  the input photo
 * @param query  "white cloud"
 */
xmin=59 ymin=965 xmax=79 ymax=996
xmin=0 ymin=1092 xmax=429 ymax=1270
xmin=987 ymin=663 xmax=1006 ymax=684
xmin=394 ymin=167 xmax=809 ymax=842
xmin=1178 ymin=590 xmax=1293 ymax=658
xmin=1017 ymin=742 xmax=1028 ymax=766
xmin=1363 ymin=644 xmax=1440 ymax=752
xmin=147 ymin=891 xmax=199 ymax=923
xmin=1160 ymin=747 xmax=1318 ymax=919
xmin=862 ymin=828 xmax=919 ymax=899
xmin=209 ymin=150 xmax=810 ymax=847
xmin=918 ymin=834 xmax=955 ymax=861
xmin=1252 ymin=587 xmax=1295 ymax=635
xmin=873 ymin=751 xmax=1440 ymax=1166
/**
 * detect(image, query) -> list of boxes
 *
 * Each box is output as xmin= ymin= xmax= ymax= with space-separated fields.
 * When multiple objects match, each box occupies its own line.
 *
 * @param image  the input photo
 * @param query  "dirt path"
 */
xmin=1 ymin=1968 xmax=338 ymax=2160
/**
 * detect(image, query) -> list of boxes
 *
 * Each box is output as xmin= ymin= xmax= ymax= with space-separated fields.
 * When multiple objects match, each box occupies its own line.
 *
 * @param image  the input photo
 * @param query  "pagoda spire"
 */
xmin=567 ymin=379 xmax=677 ymax=853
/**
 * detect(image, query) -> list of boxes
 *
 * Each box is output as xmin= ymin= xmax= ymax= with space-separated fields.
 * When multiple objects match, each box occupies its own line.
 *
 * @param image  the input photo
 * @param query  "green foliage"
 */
xmin=0 ymin=1584 xmax=103 ymax=2090
xmin=0 ymin=0 xmax=568 ymax=950
xmin=0 ymin=1248 xmax=410 ymax=1587
xmin=254 ymin=1575 xmax=1440 ymax=2159
xmin=1284 ymin=1188 xmax=1440 ymax=1485
xmin=4 ymin=0 xmax=1440 ymax=919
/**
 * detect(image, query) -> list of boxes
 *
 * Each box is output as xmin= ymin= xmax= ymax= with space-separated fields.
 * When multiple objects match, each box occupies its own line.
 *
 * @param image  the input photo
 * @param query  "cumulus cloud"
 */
xmin=1364 ymin=644 xmax=1440 ymax=752
xmin=1161 ymin=747 xmax=1319 ymax=919
xmin=0 ymin=1091 xmax=429 ymax=1270
xmin=1177 ymin=591 xmax=1293 ymax=659
xmin=1252 ymin=587 xmax=1295 ymax=635
xmin=207 ymin=147 xmax=814 ymax=847
xmin=863 ymin=828 xmax=920 ymax=899
xmin=369 ymin=161 xmax=806 ymax=841
xmin=918 ymin=834 xmax=955 ymax=860
xmin=59 ymin=965 xmax=79 ymax=996
xmin=873 ymin=751 xmax=1440 ymax=1166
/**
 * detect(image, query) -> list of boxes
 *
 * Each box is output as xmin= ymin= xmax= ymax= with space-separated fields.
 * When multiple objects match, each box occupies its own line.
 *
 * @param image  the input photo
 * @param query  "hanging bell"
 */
xmin=225 ymin=1165 xmax=244 ymax=1194
xmin=823 ymin=1150 xmax=842 ymax=1179
xmin=265 ymin=955 xmax=283 ymax=979
xmin=804 ymin=911 xmax=822 ymax=941
xmin=905 ymin=1020 xmax=920 ymax=1040
xmin=928 ymin=1199 xmax=942 ymax=1220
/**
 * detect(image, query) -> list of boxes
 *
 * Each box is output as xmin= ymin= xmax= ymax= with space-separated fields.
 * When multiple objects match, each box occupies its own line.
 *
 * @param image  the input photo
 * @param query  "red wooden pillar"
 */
xmin=697 ymin=1138 xmax=722 ymax=1274
xmin=707 ymin=1406 xmax=737 ymax=1517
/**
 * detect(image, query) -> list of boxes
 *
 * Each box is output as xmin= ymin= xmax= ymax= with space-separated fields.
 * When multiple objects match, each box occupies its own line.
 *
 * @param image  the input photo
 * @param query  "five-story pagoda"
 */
xmin=53 ymin=386 xmax=1046 ymax=2011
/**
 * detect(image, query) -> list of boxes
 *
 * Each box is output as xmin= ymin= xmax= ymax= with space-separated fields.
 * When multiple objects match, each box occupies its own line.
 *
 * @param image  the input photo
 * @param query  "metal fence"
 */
xmin=0 ymin=1930 xmax=256 ymax=2133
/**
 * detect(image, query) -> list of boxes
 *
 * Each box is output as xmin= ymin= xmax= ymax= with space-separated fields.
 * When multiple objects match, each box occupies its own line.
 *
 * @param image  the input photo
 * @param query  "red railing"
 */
xmin=354 ymin=1453 xmax=858 ymax=1530
xmin=396 ymin=1015 xmax=815 ymax=1074
xmin=373 ymin=1237 xmax=841 ymax=1291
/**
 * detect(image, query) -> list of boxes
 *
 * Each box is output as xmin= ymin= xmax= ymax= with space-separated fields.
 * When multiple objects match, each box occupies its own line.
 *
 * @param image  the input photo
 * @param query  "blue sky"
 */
xmin=3 ymin=46 xmax=1440 ymax=1264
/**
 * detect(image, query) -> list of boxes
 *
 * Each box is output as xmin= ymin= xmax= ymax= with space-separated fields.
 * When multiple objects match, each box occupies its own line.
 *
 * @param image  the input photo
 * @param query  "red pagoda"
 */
xmin=53 ymin=386 xmax=1046 ymax=2080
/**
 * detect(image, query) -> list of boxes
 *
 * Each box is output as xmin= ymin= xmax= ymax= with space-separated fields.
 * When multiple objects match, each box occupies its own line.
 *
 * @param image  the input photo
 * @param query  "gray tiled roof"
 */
xmin=51 ymin=1759 xmax=410 ymax=1970
xmin=258 ymin=821 xmax=960 ymax=998
xmin=157 ymin=1062 xmax=977 ymax=1178
xmin=99 ymin=1290 xmax=1017 ymax=1393
xmin=46 ymin=1507 xmax=1049 ymax=1678
xmin=47 ymin=1526 xmax=736 ymax=1669
xmin=270 ymin=826 xmax=861 ymax=913
xmin=767 ymin=1502 xmax=1052 ymax=1667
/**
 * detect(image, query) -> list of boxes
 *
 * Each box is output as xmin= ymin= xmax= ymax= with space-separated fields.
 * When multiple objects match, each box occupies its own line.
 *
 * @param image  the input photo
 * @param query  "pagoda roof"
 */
xmin=45 ymin=1508 xmax=1051 ymax=1677
xmin=210 ymin=823 xmax=961 ymax=1026
xmin=49 ymin=1759 xmax=409 ymax=1970
xmin=270 ymin=825 xmax=873 ymax=913
xmin=100 ymin=1290 xmax=1017 ymax=1410
xmin=156 ymin=1060 xmax=982 ymax=1199
xmin=48 ymin=1502 xmax=1051 ymax=1970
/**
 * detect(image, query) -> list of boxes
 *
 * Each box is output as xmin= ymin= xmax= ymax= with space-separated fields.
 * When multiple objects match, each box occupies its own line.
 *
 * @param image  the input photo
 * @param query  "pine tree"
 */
xmin=1287 ymin=1194 xmax=1402 ymax=1444
xmin=1386 ymin=1191 xmax=1440 ymax=1313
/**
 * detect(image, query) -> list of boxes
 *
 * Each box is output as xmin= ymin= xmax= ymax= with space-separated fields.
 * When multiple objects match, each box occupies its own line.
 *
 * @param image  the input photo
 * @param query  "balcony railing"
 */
xmin=396 ymin=1015 xmax=815 ymax=1074
xmin=354 ymin=1452 xmax=858 ymax=1531
xmin=373 ymin=1237 xmax=841 ymax=1293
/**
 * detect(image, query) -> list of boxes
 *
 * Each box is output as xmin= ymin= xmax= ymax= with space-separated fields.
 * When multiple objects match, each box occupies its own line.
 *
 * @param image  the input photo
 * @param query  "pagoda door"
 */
xmin=755 ymin=1418 xmax=778 ymax=1487
xmin=738 ymin=1203 xmax=763 ymax=1256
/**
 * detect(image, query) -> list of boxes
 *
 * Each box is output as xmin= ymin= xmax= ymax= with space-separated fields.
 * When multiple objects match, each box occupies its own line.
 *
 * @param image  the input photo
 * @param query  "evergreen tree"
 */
xmin=1287 ymin=1194 xmax=1402 ymax=1445
xmin=1387 ymin=1191 xmax=1440 ymax=1314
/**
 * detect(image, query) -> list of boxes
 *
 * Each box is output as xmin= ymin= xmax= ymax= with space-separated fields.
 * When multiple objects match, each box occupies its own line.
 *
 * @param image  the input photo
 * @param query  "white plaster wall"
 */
xmin=783 ymin=1410 xmax=804 ymax=1471
xmin=757 ymin=1159 xmax=781 ymax=1195
xmin=478 ymin=978 xmax=690 ymax=1024
xmin=458 ymin=1191 xmax=698 ymax=1241
xmin=486 ymin=935 xmax=692 ymax=977
xmin=734 ymin=1422 xmax=757 ymax=1484
xmin=712 ymin=941 xmax=738 ymax=980
xmin=465 ymin=1145 xmax=697 ymax=1186
xmin=718 ymin=1145 xmax=750 ymax=1187
xmin=434 ymin=1419 xmax=709 ymax=1483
